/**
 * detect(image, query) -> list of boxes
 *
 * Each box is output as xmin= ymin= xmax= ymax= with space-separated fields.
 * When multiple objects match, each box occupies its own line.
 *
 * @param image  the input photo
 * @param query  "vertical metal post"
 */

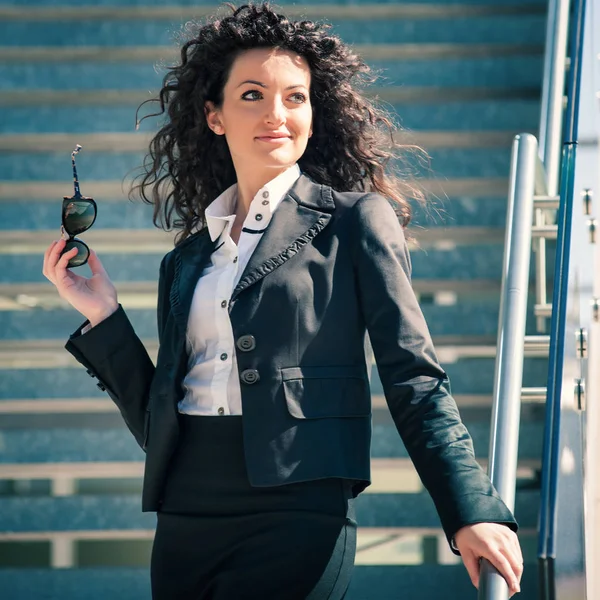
xmin=478 ymin=134 xmax=538 ymax=600
xmin=538 ymin=0 xmax=570 ymax=192
xmin=535 ymin=0 xmax=570 ymax=333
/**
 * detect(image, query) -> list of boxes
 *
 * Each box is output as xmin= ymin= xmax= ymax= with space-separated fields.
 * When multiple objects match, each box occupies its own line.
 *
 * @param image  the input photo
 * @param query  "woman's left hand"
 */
xmin=454 ymin=522 xmax=523 ymax=597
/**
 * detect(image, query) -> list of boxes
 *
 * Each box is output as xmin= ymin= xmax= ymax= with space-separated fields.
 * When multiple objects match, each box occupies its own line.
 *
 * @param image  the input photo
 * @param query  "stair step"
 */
xmin=0 ymin=490 xmax=540 ymax=533
xmin=0 ymin=226 xmax=510 ymax=255
xmin=0 ymin=456 xmax=540 ymax=492
xmin=0 ymin=3 xmax=549 ymax=20
xmin=0 ymin=131 xmax=520 ymax=152
xmin=0 ymin=355 xmax=549 ymax=398
xmin=0 ymin=415 xmax=544 ymax=462
xmin=0 ymin=565 xmax=540 ymax=600
xmin=0 ymin=299 xmax=542 ymax=339
xmin=1 ymin=239 xmax=555 ymax=284
xmin=0 ymin=280 xmax=508 ymax=304
xmin=0 ymin=43 xmax=544 ymax=63
xmin=0 ymin=147 xmax=514 ymax=181
xmin=0 ymin=0 xmax=550 ymax=7
xmin=0 ymin=393 xmax=543 ymax=414
xmin=0 ymin=100 xmax=541 ymax=135
xmin=0 ymin=87 xmax=542 ymax=108
xmin=0 ymin=16 xmax=547 ymax=47
xmin=0 ymin=55 xmax=544 ymax=91
xmin=0 ymin=178 xmax=513 ymax=201
xmin=1 ymin=196 xmax=513 ymax=230
xmin=0 ymin=346 xmax=548 ymax=402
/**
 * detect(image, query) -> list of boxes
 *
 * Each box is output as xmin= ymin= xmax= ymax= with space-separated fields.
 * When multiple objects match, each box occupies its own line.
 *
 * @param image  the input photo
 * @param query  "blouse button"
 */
xmin=236 ymin=335 xmax=256 ymax=352
xmin=262 ymin=200 xmax=269 ymax=206
xmin=233 ymin=256 xmax=238 ymax=263
xmin=221 ymin=300 xmax=227 ymax=308
xmin=220 ymin=353 xmax=228 ymax=361
xmin=218 ymin=407 xmax=225 ymax=416
xmin=240 ymin=369 xmax=260 ymax=385
xmin=262 ymin=191 xmax=269 ymax=198
xmin=255 ymin=214 xmax=263 ymax=221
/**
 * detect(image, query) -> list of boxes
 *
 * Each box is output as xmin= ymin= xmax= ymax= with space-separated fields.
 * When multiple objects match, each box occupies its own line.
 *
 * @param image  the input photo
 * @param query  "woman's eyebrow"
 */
xmin=236 ymin=80 xmax=307 ymax=90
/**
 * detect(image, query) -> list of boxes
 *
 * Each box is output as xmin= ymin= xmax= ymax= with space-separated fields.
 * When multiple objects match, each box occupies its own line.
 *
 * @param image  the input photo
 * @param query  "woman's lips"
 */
xmin=256 ymin=136 xmax=291 ymax=144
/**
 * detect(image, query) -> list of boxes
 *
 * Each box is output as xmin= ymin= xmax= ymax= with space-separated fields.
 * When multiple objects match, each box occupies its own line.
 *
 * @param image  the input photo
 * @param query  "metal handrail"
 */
xmin=477 ymin=135 xmax=538 ymax=600
xmin=534 ymin=0 xmax=571 ymax=333
xmin=538 ymin=0 xmax=571 ymax=194
xmin=478 ymin=0 xmax=586 ymax=597
xmin=538 ymin=1 xmax=587 ymax=600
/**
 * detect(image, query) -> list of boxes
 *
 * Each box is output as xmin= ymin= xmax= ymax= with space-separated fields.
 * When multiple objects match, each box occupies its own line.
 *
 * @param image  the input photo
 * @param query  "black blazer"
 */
xmin=65 ymin=173 xmax=517 ymax=546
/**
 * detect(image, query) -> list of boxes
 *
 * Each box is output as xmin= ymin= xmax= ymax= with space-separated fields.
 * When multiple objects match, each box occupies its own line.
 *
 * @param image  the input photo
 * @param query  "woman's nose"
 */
xmin=264 ymin=99 xmax=286 ymax=125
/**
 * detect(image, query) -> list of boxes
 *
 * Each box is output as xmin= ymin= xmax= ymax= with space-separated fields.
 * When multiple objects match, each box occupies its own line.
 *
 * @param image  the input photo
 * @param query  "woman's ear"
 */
xmin=204 ymin=101 xmax=225 ymax=135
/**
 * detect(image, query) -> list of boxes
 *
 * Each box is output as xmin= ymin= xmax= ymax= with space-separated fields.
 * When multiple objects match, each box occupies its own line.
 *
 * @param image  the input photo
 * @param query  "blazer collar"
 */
xmin=204 ymin=163 xmax=302 ymax=243
xmin=170 ymin=173 xmax=335 ymax=327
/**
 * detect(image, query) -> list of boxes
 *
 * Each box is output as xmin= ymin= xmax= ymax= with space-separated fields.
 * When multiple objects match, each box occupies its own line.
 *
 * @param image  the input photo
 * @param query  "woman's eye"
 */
xmin=241 ymin=90 xmax=262 ymax=101
xmin=290 ymin=92 xmax=307 ymax=103
xmin=240 ymin=90 xmax=307 ymax=103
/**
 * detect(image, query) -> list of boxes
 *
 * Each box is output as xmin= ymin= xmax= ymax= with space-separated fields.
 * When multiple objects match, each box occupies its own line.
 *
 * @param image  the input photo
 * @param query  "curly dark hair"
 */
xmin=131 ymin=2 xmax=426 ymax=245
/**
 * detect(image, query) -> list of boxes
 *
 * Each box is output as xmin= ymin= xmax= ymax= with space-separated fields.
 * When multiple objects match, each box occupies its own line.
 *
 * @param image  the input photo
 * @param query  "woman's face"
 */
xmin=205 ymin=47 xmax=313 ymax=176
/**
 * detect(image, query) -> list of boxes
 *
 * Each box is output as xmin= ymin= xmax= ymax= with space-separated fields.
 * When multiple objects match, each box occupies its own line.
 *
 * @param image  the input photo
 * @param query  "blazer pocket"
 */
xmin=281 ymin=366 xmax=371 ymax=419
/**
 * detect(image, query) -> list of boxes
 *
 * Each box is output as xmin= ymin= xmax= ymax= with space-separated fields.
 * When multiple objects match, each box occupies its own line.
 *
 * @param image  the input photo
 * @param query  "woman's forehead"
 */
xmin=228 ymin=48 xmax=310 ymax=82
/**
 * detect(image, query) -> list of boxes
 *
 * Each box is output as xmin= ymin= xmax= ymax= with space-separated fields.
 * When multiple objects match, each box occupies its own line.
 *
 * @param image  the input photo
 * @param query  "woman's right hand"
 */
xmin=42 ymin=238 xmax=119 ymax=327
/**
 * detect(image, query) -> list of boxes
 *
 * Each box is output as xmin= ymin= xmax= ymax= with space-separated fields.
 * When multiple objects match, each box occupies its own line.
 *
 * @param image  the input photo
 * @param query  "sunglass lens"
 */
xmin=62 ymin=198 xmax=96 ymax=236
xmin=63 ymin=239 xmax=90 ymax=267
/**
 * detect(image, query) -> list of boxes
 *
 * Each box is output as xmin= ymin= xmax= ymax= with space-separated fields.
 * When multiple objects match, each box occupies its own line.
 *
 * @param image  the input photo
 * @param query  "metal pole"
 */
xmin=535 ymin=0 xmax=570 ymax=333
xmin=478 ymin=134 xmax=538 ymax=600
xmin=538 ymin=0 xmax=587 ymax=597
xmin=538 ymin=0 xmax=570 ymax=194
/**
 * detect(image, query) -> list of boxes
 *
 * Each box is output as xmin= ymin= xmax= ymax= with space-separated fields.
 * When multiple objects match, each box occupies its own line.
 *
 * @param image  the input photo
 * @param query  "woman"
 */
xmin=43 ymin=4 xmax=523 ymax=599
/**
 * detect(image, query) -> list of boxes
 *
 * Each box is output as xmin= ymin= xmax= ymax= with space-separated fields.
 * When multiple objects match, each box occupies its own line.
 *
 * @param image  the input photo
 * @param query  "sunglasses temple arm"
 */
xmin=72 ymin=145 xmax=82 ymax=197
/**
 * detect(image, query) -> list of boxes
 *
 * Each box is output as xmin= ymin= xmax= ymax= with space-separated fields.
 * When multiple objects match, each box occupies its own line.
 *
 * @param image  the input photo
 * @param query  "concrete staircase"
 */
xmin=0 ymin=0 xmax=550 ymax=598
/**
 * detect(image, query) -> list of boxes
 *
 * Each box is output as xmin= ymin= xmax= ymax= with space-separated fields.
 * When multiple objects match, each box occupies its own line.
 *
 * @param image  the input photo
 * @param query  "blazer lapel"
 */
xmin=231 ymin=174 xmax=335 ymax=301
xmin=169 ymin=228 xmax=217 ymax=328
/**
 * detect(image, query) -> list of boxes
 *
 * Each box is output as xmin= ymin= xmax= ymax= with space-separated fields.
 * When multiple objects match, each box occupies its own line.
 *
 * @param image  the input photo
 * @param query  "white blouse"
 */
xmin=178 ymin=163 xmax=302 ymax=416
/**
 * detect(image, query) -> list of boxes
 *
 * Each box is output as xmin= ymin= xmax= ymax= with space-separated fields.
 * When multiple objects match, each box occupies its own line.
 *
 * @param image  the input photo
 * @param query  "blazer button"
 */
xmin=96 ymin=382 xmax=107 ymax=392
xmin=240 ymin=369 xmax=260 ymax=385
xmin=236 ymin=335 xmax=256 ymax=352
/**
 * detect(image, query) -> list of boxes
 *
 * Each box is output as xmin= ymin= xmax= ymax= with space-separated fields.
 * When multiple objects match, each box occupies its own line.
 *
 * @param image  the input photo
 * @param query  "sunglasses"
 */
xmin=60 ymin=145 xmax=97 ymax=268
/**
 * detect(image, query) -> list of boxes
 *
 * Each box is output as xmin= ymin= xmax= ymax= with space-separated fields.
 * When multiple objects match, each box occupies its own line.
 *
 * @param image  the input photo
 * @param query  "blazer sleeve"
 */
xmin=64 ymin=253 xmax=172 ymax=448
xmin=349 ymin=193 xmax=517 ymax=550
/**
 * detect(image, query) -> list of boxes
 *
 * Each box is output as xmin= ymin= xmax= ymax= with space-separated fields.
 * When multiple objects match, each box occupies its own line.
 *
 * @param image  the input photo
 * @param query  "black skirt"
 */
xmin=151 ymin=415 xmax=357 ymax=600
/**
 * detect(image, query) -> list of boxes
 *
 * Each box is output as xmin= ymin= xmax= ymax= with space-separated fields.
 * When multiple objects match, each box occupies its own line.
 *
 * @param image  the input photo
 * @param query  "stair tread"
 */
xmin=0 ymin=490 xmax=540 ymax=532
xmin=0 ymin=566 xmax=540 ymax=600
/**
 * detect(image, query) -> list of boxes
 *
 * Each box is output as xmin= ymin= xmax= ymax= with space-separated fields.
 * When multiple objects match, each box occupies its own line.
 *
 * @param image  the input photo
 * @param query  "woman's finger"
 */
xmin=43 ymin=240 xmax=63 ymax=282
xmin=54 ymin=247 xmax=79 ymax=286
xmin=48 ymin=238 xmax=67 ymax=271
xmin=485 ymin=548 xmax=520 ymax=596
xmin=511 ymin=533 xmax=524 ymax=569
xmin=501 ymin=534 xmax=524 ymax=582
xmin=461 ymin=550 xmax=481 ymax=590
xmin=42 ymin=240 xmax=58 ymax=277
xmin=87 ymin=249 xmax=107 ymax=277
